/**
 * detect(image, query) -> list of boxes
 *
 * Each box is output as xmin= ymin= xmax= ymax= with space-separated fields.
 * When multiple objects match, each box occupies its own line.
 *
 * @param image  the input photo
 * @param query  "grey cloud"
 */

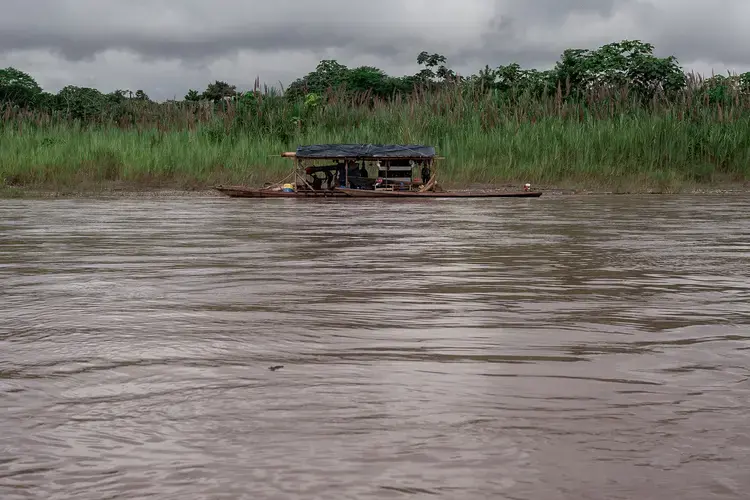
xmin=495 ymin=0 xmax=628 ymax=23
xmin=0 ymin=27 xmax=415 ymax=63
xmin=1 ymin=0 xmax=435 ymax=62
xmin=643 ymin=2 xmax=750 ymax=69
xmin=2 ymin=0 xmax=749 ymax=100
xmin=471 ymin=0 xmax=750 ymax=71
xmin=471 ymin=0 xmax=650 ymax=67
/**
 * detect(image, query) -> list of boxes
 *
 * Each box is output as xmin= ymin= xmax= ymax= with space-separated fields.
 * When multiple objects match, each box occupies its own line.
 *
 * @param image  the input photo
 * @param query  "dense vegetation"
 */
xmin=2 ymin=40 xmax=749 ymax=192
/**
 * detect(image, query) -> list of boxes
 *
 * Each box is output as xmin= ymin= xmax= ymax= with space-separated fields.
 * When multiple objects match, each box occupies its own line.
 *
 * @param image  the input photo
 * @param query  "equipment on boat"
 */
xmin=214 ymin=144 xmax=542 ymax=199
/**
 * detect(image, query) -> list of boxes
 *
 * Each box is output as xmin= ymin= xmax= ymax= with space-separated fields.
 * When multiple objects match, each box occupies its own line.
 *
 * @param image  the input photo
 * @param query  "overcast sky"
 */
xmin=1 ymin=0 xmax=748 ymax=100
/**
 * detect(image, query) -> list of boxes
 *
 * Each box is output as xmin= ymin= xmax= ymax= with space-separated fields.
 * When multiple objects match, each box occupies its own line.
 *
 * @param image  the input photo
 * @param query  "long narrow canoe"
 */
xmin=214 ymin=185 xmax=543 ymax=199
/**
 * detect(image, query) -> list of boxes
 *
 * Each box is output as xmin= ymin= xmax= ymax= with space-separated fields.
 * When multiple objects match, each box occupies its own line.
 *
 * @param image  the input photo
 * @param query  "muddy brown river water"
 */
xmin=1 ymin=194 xmax=749 ymax=499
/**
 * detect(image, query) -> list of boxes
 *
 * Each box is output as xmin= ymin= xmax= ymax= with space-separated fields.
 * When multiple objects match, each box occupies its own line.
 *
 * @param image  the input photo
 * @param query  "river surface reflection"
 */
xmin=1 ymin=194 xmax=749 ymax=499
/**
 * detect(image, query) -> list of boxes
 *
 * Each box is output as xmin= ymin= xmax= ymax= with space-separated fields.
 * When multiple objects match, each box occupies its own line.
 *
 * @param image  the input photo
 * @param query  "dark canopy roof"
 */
xmin=295 ymin=144 xmax=436 ymax=160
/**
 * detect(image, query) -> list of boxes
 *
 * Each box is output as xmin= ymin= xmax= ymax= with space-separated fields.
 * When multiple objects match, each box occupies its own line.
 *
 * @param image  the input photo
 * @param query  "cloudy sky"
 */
xmin=1 ymin=0 xmax=748 ymax=101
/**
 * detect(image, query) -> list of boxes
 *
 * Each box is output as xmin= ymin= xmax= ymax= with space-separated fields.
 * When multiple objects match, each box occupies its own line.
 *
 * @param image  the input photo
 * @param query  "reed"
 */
xmin=2 ymin=77 xmax=749 ymax=192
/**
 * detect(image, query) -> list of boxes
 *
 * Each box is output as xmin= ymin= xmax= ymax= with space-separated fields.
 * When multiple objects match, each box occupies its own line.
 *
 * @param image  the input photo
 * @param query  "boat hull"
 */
xmin=214 ymin=186 xmax=348 ymax=198
xmin=334 ymin=188 xmax=543 ymax=198
xmin=215 ymin=186 xmax=543 ymax=199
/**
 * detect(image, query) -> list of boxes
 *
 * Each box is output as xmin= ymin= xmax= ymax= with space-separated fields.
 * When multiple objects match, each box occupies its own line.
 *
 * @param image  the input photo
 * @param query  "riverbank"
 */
xmin=2 ymin=179 xmax=749 ymax=199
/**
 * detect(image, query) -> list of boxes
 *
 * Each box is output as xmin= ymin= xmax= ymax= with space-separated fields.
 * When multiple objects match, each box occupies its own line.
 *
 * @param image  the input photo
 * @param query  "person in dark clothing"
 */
xmin=325 ymin=169 xmax=334 ymax=189
xmin=347 ymin=161 xmax=359 ymax=185
xmin=421 ymin=164 xmax=431 ymax=185
xmin=337 ymin=162 xmax=346 ymax=187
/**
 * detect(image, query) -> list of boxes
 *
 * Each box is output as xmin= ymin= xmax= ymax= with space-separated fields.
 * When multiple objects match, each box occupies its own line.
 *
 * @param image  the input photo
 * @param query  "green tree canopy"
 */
xmin=0 ymin=67 xmax=43 ymax=107
xmin=551 ymin=40 xmax=685 ymax=98
xmin=55 ymin=85 xmax=107 ymax=120
xmin=184 ymin=89 xmax=201 ymax=101
xmin=202 ymin=81 xmax=237 ymax=101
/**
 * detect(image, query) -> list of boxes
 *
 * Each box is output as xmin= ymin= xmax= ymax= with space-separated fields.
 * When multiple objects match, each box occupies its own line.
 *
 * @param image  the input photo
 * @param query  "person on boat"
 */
xmin=421 ymin=164 xmax=431 ymax=185
xmin=358 ymin=163 xmax=368 ymax=178
xmin=347 ymin=161 xmax=359 ymax=180
xmin=324 ymin=168 xmax=334 ymax=189
xmin=340 ymin=160 xmax=358 ymax=188
xmin=337 ymin=161 xmax=346 ymax=187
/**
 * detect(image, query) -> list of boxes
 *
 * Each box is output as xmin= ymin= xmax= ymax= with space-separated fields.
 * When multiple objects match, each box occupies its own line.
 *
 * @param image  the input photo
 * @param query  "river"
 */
xmin=1 ymin=194 xmax=749 ymax=499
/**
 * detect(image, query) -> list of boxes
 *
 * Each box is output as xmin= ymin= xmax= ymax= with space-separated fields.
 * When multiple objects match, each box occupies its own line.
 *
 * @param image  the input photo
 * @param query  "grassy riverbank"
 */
xmin=3 ymin=86 xmax=750 ymax=194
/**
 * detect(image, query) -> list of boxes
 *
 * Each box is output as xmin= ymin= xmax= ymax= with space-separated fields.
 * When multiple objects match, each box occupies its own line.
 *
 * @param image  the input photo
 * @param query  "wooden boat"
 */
xmin=214 ymin=144 xmax=542 ymax=199
xmin=214 ymin=185 xmax=542 ymax=198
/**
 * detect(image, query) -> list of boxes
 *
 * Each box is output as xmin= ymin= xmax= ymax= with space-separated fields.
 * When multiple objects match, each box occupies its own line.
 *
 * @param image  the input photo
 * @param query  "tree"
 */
xmin=346 ymin=66 xmax=390 ymax=97
xmin=472 ymin=65 xmax=499 ymax=89
xmin=313 ymin=60 xmax=349 ymax=84
xmin=0 ymin=67 xmax=43 ymax=107
xmin=703 ymin=72 xmax=750 ymax=103
xmin=184 ymin=89 xmax=201 ymax=101
xmin=202 ymin=81 xmax=237 ymax=101
xmin=415 ymin=52 xmax=455 ymax=83
xmin=285 ymin=59 xmax=350 ymax=100
xmin=464 ymin=62 xmax=554 ymax=98
xmin=550 ymin=40 xmax=686 ymax=99
xmin=55 ymin=85 xmax=107 ymax=120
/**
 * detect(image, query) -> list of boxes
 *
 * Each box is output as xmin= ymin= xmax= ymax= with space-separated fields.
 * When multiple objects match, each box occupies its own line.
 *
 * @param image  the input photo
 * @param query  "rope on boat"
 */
xmin=263 ymin=171 xmax=296 ymax=191
xmin=295 ymin=170 xmax=318 ymax=193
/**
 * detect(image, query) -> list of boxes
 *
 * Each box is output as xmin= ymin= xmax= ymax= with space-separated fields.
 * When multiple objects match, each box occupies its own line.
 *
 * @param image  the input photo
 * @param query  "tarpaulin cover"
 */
xmin=295 ymin=144 xmax=435 ymax=159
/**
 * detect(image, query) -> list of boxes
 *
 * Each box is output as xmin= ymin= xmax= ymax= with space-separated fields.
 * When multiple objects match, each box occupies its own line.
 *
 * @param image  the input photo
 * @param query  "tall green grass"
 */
xmin=2 ymin=79 xmax=750 ymax=192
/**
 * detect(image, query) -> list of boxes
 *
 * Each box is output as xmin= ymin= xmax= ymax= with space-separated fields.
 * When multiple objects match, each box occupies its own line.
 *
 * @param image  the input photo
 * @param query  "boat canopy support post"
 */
xmin=293 ymin=157 xmax=300 ymax=191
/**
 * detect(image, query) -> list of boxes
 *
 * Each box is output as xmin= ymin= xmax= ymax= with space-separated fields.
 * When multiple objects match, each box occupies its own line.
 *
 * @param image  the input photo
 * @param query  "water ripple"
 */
xmin=1 ymin=194 xmax=749 ymax=499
